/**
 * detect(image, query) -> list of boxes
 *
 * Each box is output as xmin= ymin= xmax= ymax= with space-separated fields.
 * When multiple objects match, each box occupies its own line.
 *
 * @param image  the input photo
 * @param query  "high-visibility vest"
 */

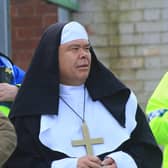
xmin=146 ymin=72 xmax=168 ymax=168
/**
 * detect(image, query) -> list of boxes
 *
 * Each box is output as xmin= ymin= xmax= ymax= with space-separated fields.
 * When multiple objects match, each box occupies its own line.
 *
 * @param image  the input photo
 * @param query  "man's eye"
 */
xmin=84 ymin=47 xmax=90 ymax=51
xmin=72 ymin=47 xmax=79 ymax=50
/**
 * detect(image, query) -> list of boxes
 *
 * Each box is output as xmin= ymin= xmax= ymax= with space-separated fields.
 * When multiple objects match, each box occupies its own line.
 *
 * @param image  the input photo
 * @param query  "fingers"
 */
xmin=0 ymin=83 xmax=18 ymax=101
xmin=77 ymin=156 xmax=117 ymax=168
xmin=77 ymin=155 xmax=102 ymax=168
xmin=101 ymin=157 xmax=117 ymax=168
xmin=102 ymin=157 xmax=114 ymax=165
xmin=101 ymin=166 xmax=117 ymax=168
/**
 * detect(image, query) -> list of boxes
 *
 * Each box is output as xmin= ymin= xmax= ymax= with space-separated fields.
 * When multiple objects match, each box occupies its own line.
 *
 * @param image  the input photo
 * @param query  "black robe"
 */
xmin=4 ymin=22 xmax=162 ymax=168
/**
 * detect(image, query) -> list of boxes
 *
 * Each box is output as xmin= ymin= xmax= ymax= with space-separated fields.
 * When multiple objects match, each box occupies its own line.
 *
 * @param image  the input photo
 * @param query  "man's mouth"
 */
xmin=77 ymin=64 xmax=89 ymax=69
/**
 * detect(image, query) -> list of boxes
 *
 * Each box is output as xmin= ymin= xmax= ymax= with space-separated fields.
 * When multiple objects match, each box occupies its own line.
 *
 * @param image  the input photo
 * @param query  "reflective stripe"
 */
xmin=147 ymin=109 xmax=168 ymax=121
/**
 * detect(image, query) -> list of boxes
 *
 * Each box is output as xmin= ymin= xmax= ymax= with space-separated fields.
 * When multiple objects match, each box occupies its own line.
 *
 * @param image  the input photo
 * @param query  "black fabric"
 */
xmin=98 ymin=107 xmax=162 ymax=168
xmin=4 ymin=116 xmax=69 ymax=168
xmin=5 ymin=22 xmax=162 ymax=168
xmin=9 ymin=22 xmax=66 ymax=118
xmin=4 ymin=104 xmax=162 ymax=168
xmin=9 ymin=22 xmax=129 ymax=127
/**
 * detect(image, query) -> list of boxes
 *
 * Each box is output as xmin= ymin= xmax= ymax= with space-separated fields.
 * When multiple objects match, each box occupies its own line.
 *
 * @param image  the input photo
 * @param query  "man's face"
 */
xmin=59 ymin=39 xmax=91 ymax=85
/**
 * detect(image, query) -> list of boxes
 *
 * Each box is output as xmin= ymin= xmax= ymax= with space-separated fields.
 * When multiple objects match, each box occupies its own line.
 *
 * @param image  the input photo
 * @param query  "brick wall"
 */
xmin=10 ymin=0 xmax=58 ymax=70
xmin=73 ymin=0 xmax=168 ymax=109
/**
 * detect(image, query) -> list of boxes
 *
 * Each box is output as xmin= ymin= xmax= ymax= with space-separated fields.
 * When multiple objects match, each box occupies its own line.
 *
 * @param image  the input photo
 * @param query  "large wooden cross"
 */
xmin=71 ymin=122 xmax=104 ymax=155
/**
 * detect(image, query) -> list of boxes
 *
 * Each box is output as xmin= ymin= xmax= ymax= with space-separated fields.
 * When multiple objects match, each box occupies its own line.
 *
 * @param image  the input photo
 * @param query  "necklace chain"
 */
xmin=59 ymin=87 xmax=86 ymax=122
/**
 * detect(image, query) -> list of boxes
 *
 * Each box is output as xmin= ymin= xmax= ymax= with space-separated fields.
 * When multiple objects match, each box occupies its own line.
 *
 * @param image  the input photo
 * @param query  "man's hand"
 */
xmin=0 ymin=83 xmax=19 ymax=102
xmin=77 ymin=155 xmax=102 ymax=168
xmin=101 ymin=157 xmax=117 ymax=168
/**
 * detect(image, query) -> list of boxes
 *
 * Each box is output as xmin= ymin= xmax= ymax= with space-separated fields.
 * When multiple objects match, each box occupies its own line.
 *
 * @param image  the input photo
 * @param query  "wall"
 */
xmin=10 ymin=0 xmax=58 ymax=70
xmin=73 ymin=0 xmax=168 ymax=109
xmin=9 ymin=0 xmax=168 ymax=108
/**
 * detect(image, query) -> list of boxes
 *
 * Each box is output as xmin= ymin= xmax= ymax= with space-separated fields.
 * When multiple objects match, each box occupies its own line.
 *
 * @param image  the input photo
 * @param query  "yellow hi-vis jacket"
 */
xmin=0 ymin=106 xmax=10 ymax=117
xmin=146 ymin=72 xmax=168 ymax=168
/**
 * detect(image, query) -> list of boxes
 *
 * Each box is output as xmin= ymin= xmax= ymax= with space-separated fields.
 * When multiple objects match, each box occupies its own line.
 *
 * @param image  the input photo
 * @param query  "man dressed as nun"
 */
xmin=5 ymin=21 xmax=162 ymax=168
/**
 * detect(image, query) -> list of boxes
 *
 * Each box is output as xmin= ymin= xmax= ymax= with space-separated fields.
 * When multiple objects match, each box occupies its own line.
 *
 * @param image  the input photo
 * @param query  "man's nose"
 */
xmin=79 ymin=48 xmax=87 ymax=57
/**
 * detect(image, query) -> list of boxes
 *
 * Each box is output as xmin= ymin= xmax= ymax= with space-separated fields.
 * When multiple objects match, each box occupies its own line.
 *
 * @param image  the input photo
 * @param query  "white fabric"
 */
xmin=39 ymin=84 xmax=138 ymax=168
xmin=60 ymin=21 xmax=88 ymax=44
xmin=107 ymin=151 xmax=137 ymax=168
xmin=51 ymin=158 xmax=78 ymax=168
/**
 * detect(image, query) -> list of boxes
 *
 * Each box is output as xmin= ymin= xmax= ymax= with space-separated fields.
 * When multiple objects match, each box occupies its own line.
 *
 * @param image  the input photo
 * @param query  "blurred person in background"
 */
xmin=0 ymin=52 xmax=25 ymax=116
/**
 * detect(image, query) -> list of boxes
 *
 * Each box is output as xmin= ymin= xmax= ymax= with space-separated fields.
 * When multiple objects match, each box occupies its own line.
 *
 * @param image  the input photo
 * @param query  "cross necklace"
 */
xmin=59 ymin=87 xmax=104 ymax=155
